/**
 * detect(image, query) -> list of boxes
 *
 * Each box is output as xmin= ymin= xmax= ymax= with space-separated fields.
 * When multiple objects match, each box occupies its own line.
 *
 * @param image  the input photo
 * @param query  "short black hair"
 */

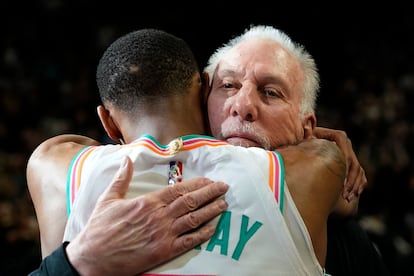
xmin=96 ymin=28 xmax=199 ymax=113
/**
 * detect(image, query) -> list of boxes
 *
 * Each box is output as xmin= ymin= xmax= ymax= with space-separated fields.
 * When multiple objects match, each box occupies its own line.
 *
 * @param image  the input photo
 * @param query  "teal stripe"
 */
xmin=66 ymin=146 xmax=92 ymax=216
xmin=273 ymin=151 xmax=285 ymax=213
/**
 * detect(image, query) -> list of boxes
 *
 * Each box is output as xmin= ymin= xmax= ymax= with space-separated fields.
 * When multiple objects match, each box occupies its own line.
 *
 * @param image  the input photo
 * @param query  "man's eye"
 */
xmin=263 ymin=88 xmax=280 ymax=97
xmin=223 ymin=83 xmax=234 ymax=89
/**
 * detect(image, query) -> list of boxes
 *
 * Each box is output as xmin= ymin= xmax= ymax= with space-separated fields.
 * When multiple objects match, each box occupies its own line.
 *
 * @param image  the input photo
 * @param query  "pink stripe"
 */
xmin=272 ymin=152 xmax=280 ymax=202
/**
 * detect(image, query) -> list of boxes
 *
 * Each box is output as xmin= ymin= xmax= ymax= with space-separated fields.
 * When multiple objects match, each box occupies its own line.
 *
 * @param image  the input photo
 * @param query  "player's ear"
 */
xmin=97 ymin=105 xmax=123 ymax=143
xmin=201 ymin=72 xmax=210 ymax=105
xmin=303 ymin=113 xmax=316 ymax=139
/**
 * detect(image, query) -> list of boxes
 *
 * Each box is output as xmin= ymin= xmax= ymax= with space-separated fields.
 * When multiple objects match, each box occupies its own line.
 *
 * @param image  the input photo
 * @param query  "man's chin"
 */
xmin=226 ymin=137 xmax=261 ymax=148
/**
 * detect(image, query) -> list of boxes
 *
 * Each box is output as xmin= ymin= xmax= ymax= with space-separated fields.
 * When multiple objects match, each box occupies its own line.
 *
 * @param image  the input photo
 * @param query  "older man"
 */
xmin=204 ymin=25 xmax=387 ymax=276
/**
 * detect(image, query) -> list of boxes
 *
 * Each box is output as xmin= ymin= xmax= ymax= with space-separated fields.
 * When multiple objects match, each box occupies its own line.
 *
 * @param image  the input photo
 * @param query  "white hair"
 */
xmin=204 ymin=25 xmax=320 ymax=117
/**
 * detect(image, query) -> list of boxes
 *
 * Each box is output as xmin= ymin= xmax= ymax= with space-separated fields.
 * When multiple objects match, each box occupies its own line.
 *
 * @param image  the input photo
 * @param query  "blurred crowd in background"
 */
xmin=1 ymin=1 xmax=413 ymax=275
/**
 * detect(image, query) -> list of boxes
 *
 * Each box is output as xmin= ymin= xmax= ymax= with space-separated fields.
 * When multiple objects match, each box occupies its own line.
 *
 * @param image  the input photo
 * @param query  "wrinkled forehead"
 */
xmin=215 ymin=38 xmax=304 ymax=90
xmin=226 ymin=39 xmax=292 ymax=64
xmin=218 ymin=38 xmax=302 ymax=75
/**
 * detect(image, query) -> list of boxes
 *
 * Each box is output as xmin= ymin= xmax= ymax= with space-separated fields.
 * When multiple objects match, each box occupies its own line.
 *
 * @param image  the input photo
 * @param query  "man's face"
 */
xmin=207 ymin=38 xmax=311 ymax=150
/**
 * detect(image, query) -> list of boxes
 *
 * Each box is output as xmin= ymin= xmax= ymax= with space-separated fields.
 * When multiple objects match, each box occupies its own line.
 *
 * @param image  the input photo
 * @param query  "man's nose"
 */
xmin=229 ymin=86 xmax=258 ymax=122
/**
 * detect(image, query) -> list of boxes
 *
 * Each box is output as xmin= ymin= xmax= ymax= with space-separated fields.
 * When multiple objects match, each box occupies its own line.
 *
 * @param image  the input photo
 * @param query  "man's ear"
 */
xmin=97 ymin=105 xmax=123 ymax=142
xmin=303 ymin=113 xmax=317 ymax=139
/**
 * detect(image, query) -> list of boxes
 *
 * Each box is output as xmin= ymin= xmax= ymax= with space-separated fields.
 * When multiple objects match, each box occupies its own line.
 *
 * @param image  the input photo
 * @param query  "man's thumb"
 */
xmin=101 ymin=156 xmax=133 ymax=200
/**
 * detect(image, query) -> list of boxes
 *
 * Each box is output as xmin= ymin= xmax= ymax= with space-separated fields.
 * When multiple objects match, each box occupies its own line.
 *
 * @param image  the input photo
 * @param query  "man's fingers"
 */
xmin=172 ymin=224 xmax=217 ymax=254
xmin=168 ymin=181 xmax=228 ymax=217
xmin=171 ymin=197 xmax=228 ymax=234
xmin=159 ymin=178 xmax=217 ymax=204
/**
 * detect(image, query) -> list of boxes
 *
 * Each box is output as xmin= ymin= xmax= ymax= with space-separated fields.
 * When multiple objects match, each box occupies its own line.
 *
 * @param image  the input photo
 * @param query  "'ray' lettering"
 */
xmin=204 ymin=211 xmax=263 ymax=260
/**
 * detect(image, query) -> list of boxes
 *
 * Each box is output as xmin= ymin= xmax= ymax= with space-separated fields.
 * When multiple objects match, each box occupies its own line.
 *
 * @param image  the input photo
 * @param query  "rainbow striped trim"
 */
xmin=126 ymin=134 xmax=228 ymax=155
xmin=267 ymin=151 xmax=285 ymax=213
xmin=66 ymin=146 xmax=95 ymax=215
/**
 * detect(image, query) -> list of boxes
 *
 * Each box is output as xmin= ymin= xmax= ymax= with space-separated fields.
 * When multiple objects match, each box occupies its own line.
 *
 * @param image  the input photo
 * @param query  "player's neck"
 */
xmin=125 ymin=111 xmax=206 ymax=145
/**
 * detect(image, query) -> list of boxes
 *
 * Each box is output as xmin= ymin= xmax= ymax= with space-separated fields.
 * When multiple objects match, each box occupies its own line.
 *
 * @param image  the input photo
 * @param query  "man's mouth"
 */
xmin=225 ymin=134 xmax=261 ymax=148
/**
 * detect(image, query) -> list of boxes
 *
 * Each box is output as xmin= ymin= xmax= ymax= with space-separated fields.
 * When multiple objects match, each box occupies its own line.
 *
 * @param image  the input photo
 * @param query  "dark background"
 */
xmin=1 ymin=1 xmax=413 ymax=275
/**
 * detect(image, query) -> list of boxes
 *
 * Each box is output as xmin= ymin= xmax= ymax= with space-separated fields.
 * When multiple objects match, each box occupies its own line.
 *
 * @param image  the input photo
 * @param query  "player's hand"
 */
xmin=313 ymin=127 xmax=367 ymax=201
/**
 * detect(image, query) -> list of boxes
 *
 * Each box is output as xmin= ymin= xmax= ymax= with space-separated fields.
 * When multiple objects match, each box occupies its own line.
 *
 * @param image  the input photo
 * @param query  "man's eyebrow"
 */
xmin=216 ymin=69 xmax=237 ymax=78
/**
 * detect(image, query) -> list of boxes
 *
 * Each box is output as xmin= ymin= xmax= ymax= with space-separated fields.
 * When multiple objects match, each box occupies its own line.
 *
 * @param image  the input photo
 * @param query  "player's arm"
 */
xmin=276 ymin=138 xmax=348 ymax=266
xmin=27 ymin=134 xmax=100 ymax=257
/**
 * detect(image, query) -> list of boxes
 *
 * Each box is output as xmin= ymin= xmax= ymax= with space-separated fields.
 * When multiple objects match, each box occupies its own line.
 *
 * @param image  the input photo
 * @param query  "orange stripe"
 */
xmin=267 ymin=152 xmax=275 ymax=193
xmin=74 ymin=147 xmax=95 ymax=193
xmin=184 ymin=141 xmax=228 ymax=151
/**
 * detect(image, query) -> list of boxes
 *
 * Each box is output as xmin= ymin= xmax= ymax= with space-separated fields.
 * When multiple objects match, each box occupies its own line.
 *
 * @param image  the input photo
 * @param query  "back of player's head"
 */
xmin=97 ymin=28 xmax=200 ymax=112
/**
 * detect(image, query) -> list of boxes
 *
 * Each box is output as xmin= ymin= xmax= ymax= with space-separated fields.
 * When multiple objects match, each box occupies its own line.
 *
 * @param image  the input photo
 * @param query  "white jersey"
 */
xmin=63 ymin=134 xmax=324 ymax=275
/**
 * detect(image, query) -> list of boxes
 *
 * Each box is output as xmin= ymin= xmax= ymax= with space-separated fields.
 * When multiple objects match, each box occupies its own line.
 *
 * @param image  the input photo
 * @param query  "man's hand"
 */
xmin=66 ymin=156 xmax=229 ymax=276
xmin=313 ymin=127 xmax=367 ymax=201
